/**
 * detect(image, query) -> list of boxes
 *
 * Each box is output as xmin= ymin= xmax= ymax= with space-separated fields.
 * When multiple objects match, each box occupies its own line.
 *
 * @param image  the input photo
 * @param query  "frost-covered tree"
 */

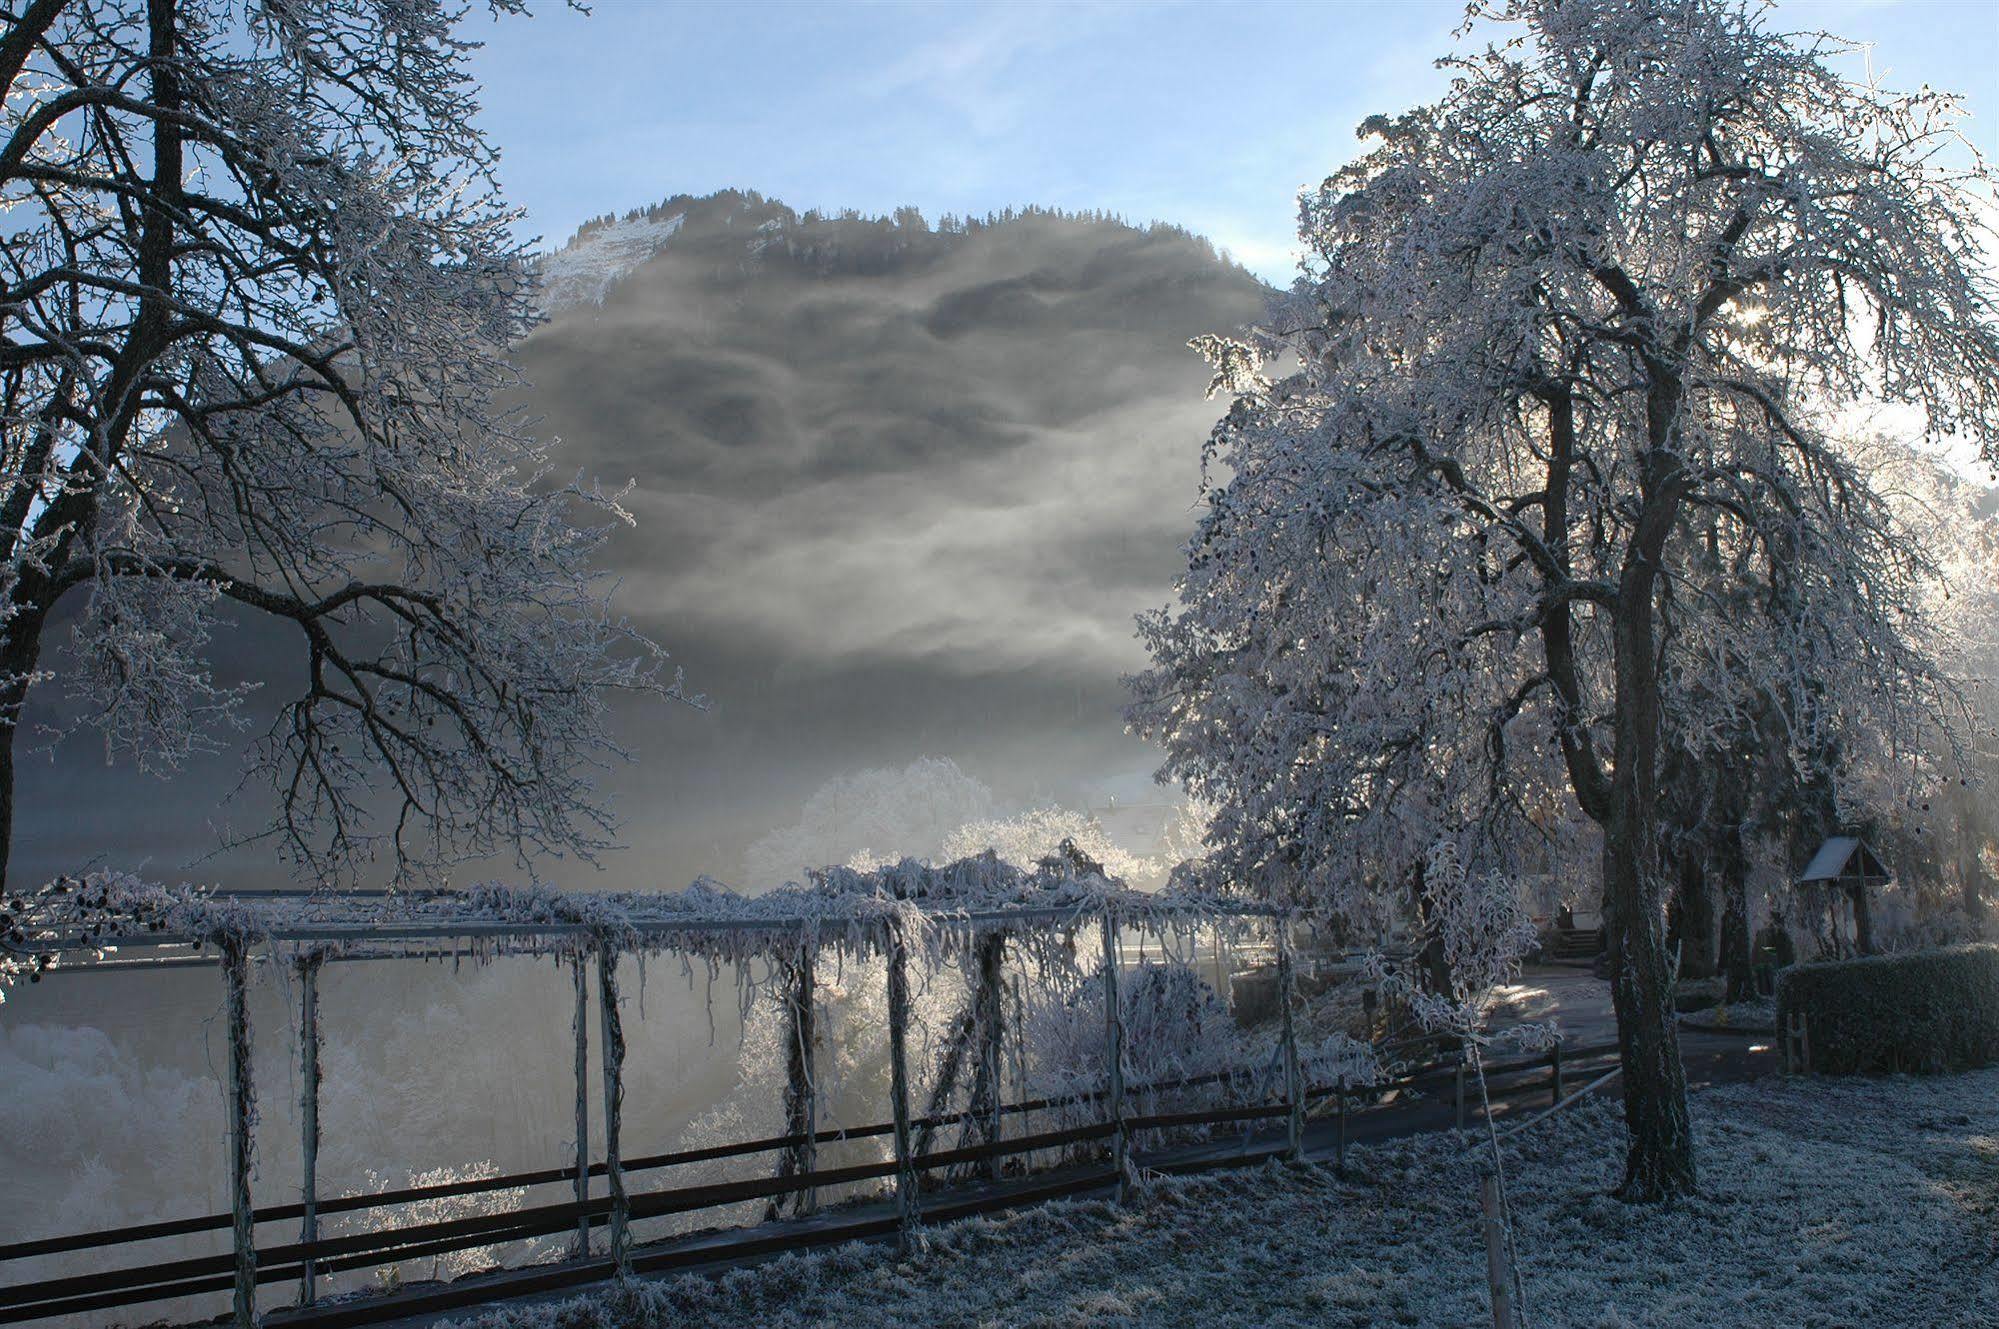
xmin=940 ymin=806 xmax=1157 ymax=886
xmin=1788 ymin=446 xmax=1999 ymax=944
xmin=0 ymin=0 xmax=686 ymax=887
xmin=1132 ymin=0 xmax=1998 ymax=1199
xmin=741 ymin=757 xmax=997 ymax=887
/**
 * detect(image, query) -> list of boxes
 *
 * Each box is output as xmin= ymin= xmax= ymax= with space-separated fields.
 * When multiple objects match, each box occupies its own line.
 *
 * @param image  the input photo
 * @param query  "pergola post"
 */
xmin=297 ymin=954 xmax=323 ymax=1306
xmin=790 ymin=942 xmax=819 ymax=1216
xmin=595 ymin=937 xmax=629 ymax=1274
xmin=570 ymin=954 xmax=590 ymax=1258
xmin=972 ymin=931 xmax=1006 ymax=1180
xmin=221 ymin=937 xmax=256 ymax=1329
xmin=1098 ymin=906 xmax=1129 ymax=1202
xmin=1276 ymin=917 xmax=1304 ymax=1162
xmin=886 ymin=918 xmax=920 ymax=1252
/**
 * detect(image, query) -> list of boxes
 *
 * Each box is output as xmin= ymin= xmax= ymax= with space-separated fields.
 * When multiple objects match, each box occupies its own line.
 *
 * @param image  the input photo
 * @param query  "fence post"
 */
xmin=297 ymin=954 xmax=323 ymax=1306
xmin=570 ymin=954 xmax=590 ymax=1258
xmin=221 ymin=937 xmax=256 ymax=1329
xmin=1550 ymin=1041 xmax=1564 ymax=1106
xmin=886 ymin=917 xmax=920 ymax=1251
xmin=1099 ymin=905 xmax=1129 ymax=1202
xmin=1276 ymin=916 xmax=1304 ymax=1162
xmin=1336 ymin=1077 xmax=1348 ymax=1173
xmin=1480 ymin=1174 xmax=1518 ymax=1329
xmin=1784 ymin=1011 xmax=1811 ymax=1075
xmin=596 ymin=938 xmax=629 ymax=1275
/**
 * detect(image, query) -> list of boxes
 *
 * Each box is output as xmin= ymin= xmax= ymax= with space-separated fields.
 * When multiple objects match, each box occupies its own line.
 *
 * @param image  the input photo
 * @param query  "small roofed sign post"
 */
xmin=1798 ymin=837 xmax=1892 ymax=958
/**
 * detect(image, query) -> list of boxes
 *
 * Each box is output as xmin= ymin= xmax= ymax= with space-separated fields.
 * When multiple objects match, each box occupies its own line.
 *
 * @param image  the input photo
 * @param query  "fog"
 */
xmin=9 ymin=193 xmax=1267 ymax=893
xmin=524 ymin=195 xmax=1269 ymax=890
xmin=0 ymin=195 xmax=1270 ymax=1315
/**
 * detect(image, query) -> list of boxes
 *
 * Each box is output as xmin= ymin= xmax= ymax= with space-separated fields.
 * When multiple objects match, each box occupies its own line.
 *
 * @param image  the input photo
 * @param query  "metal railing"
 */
xmin=0 ymin=1037 xmax=1624 ymax=1327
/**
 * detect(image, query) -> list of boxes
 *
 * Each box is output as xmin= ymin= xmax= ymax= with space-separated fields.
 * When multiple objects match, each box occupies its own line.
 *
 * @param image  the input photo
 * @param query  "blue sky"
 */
xmin=467 ymin=0 xmax=1999 ymax=284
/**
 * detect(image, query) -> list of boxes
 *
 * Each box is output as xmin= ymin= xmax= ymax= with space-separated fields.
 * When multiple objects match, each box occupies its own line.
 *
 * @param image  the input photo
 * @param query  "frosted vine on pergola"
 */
xmin=3 ymin=852 xmax=1290 ymax=1329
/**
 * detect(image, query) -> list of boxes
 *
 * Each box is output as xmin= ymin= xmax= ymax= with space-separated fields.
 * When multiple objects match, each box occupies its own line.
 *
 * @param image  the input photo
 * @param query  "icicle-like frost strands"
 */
xmin=9 ymin=859 xmax=1276 ymax=1000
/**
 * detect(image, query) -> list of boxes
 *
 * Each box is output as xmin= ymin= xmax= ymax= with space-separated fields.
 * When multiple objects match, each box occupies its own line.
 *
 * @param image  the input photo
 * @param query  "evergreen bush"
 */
xmin=1776 ymin=944 xmax=1999 ymax=1074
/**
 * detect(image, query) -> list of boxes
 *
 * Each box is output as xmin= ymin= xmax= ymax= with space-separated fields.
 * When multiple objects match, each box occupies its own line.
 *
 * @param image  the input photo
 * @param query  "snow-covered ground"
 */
xmin=444 ymin=1069 xmax=1999 ymax=1328
xmin=1682 ymin=996 xmax=1778 ymax=1033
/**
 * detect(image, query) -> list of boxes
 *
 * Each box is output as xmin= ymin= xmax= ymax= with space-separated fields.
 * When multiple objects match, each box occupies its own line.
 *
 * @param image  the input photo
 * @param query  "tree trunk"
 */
xmin=1410 ymin=858 xmax=1455 ymax=1004
xmin=1601 ymin=429 xmax=1696 ymax=1203
xmin=0 ymin=708 xmax=15 ymax=899
xmin=1962 ymin=809 xmax=1995 ymax=938
xmin=1948 ymin=785 xmax=1994 ymax=935
xmin=0 ymin=587 xmax=54 ymax=899
xmin=1658 ymin=744 xmax=1714 ymax=981
xmin=912 ymin=1010 xmax=975 ymax=1166
xmin=0 ymin=664 xmax=32 ymax=898
xmin=1603 ymin=821 xmax=1694 ymax=1200
xmin=1667 ymin=850 xmax=1717 ymax=980
xmin=1715 ymin=804 xmax=1755 ymax=1004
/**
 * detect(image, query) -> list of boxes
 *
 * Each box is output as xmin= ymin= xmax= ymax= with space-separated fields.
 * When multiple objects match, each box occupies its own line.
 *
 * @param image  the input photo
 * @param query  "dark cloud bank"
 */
xmin=12 ymin=192 xmax=1270 ymax=891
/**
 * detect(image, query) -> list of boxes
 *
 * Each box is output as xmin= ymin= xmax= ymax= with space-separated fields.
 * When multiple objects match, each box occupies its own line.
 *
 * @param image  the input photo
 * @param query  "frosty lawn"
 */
xmin=445 ymin=1069 xmax=1999 ymax=1329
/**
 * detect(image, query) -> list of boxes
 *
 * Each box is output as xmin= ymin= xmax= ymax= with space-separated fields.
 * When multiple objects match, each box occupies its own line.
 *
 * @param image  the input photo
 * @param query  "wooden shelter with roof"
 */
xmin=1797 ymin=834 xmax=1891 ymax=957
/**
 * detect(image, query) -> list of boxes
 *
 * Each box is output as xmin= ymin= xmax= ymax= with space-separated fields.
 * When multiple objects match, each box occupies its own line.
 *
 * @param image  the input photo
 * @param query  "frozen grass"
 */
xmin=1681 ymin=996 xmax=1778 ymax=1031
xmin=448 ymin=1069 xmax=1999 ymax=1328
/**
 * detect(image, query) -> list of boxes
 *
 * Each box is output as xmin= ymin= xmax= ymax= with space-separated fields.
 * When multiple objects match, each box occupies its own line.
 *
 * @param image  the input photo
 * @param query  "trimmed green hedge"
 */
xmin=1776 ymin=943 xmax=1999 ymax=1074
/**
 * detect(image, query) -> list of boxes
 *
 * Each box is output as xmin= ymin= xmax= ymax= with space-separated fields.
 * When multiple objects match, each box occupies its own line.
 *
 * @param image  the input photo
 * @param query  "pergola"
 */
xmin=2 ymin=852 xmax=1296 ymax=1329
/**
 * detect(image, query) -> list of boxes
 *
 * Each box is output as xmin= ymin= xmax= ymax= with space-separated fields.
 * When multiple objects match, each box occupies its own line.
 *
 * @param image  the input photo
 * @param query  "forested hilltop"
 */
xmin=541 ymin=189 xmax=1249 ymax=305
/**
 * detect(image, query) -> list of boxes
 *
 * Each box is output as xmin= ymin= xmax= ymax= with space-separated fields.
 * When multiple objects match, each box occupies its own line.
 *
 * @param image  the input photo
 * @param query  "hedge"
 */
xmin=1776 ymin=943 xmax=1999 ymax=1074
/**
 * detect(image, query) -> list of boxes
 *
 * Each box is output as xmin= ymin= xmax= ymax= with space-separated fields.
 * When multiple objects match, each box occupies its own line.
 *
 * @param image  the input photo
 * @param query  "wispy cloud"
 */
xmin=857 ymin=2 xmax=1157 ymax=141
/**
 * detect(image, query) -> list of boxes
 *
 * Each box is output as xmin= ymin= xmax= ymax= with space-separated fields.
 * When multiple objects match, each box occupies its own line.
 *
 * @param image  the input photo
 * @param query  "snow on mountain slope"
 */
xmin=536 ymin=212 xmax=685 ymax=312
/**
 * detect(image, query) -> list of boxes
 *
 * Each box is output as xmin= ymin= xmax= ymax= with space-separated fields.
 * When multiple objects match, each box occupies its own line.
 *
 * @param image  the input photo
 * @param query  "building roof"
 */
xmin=1798 ymin=835 xmax=1891 ymax=886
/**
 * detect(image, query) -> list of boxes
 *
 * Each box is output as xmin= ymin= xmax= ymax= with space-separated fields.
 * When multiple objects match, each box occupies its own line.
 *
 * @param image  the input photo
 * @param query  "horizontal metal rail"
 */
xmin=0 ymin=1116 xmax=1119 ymax=1322
xmin=0 ymin=1062 xmax=1261 ymax=1263
xmin=261 ymin=1169 xmax=1127 ymax=1329
xmin=0 ymin=1037 xmax=1610 ymax=1325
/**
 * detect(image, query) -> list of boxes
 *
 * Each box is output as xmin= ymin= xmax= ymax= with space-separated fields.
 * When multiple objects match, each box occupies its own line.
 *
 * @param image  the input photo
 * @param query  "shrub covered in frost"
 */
xmin=1777 ymin=943 xmax=1999 ymax=1073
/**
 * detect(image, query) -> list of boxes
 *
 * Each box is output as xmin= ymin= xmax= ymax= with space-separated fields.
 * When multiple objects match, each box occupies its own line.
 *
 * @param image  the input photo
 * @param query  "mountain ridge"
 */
xmin=534 ymin=189 xmax=1262 ymax=313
